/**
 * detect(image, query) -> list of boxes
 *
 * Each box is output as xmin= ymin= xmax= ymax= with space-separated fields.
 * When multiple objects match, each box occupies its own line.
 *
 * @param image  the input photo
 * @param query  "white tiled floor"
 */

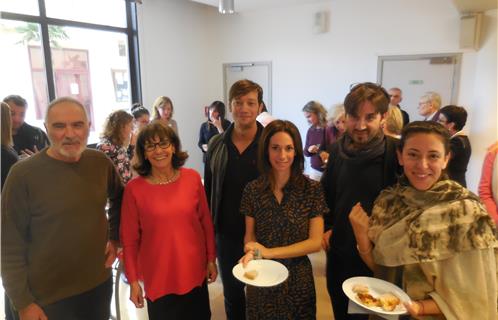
xmin=2 ymin=251 xmax=333 ymax=320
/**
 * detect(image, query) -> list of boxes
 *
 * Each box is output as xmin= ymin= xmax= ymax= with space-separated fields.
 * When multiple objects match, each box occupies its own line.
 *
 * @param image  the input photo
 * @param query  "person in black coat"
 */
xmin=1 ymin=101 xmax=18 ymax=320
xmin=198 ymin=101 xmax=231 ymax=162
xmin=437 ymin=105 xmax=471 ymax=187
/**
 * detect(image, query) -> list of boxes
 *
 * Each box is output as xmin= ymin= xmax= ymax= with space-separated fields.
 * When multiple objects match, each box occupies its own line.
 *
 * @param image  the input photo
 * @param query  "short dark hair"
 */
xmin=208 ymin=101 xmax=227 ymax=120
xmin=229 ymin=79 xmax=263 ymax=105
xmin=258 ymin=120 xmax=305 ymax=189
xmin=133 ymin=121 xmax=188 ymax=176
xmin=399 ymin=121 xmax=451 ymax=155
xmin=439 ymin=105 xmax=468 ymax=131
xmin=3 ymin=95 xmax=27 ymax=108
xmin=344 ymin=82 xmax=389 ymax=116
xmin=131 ymin=103 xmax=150 ymax=120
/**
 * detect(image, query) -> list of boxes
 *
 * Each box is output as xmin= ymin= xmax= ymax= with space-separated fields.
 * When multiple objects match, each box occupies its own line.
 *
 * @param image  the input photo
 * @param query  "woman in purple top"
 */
xmin=302 ymin=101 xmax=327 ymax=181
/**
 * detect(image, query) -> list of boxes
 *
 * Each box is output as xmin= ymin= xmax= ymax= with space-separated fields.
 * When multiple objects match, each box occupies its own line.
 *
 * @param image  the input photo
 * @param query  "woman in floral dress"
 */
xmin=240 ymin=120 xmax=327 ymax=320
xmin=97 ymin=110 xmax=134 ymax=184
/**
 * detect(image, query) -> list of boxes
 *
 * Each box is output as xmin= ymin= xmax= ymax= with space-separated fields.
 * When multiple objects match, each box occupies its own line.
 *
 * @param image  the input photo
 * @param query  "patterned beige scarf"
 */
xmin=368 ymin=177 xmax=498 ymax=266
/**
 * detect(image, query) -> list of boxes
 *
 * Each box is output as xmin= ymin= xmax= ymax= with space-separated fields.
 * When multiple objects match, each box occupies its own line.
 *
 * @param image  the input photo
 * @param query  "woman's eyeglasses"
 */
xmin=144 ymin=140 xmax=171 ymax=152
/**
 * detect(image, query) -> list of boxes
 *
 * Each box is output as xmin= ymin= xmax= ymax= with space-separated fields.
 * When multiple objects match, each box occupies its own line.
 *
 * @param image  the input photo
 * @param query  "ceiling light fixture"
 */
xmin=219 ymin=0 xmax=235 ymax=14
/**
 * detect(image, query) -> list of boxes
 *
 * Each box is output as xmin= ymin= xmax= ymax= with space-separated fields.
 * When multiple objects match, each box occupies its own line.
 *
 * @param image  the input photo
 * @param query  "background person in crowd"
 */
xmin=255 ymin=101 xmax=276 ymax=127
xmin=121 ymin=122 xmax=217 ymax=320
xmin=302 ymin=100 xmax=328 ymax=181
xmin=383 ymin=105 xmax=403 ymax=139
xmin=321 ymin=83 xmax=399 ymax=320
xmin=131 ymin=103 xmax=150 ymax=131
xmin=130 ymin=103 xmax=150 ymax=147
xmin=198 ymin=100 xmax=231 ymax=162
xmin=437 ymin=105 xmax=471 ymax=187
xmin=1 ymin=97 xmax=123 ymax=320
xmin=350 ymin=121 xmax=498 ymax=319
xmin=387 ymin=87 xmax=409 ymax=127
xmin=3 ymin=94 xmax=49 ymax=157
xmin=479 ymin=141 xmax=498 ymax=224
xmin=152 ymin=96 xmax=178 ymax=135
xmin=418 ymin=91 xmax=442 ymax=122
xmin=1 ymin=101 xmax=18 ymax=320
xmin=204 ymin=79 xmax=264 ymax=320
xmin=97 ymin=110 xmax=134 ymax=184
xmin=239 ymin=120 xmax=327 ymax=319
xmin=320 ymin=104 xmax=346 ymax=166
xmin=1 ymin=102 xmax=18 ymax=189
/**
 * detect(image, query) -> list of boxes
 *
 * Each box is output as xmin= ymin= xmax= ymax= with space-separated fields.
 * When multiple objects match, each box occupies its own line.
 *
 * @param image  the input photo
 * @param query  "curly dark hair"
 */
xmin=399 ymin=121 xmax=451 ymax=155
xmin=133 ymin=121 xmax=188 ymax=176
xmin=101 ymin=110 xmax=133 ymax=146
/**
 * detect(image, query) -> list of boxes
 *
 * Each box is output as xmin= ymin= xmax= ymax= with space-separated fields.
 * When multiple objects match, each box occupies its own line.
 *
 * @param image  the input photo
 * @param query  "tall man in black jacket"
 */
xmin=204 ymin=79 xmax=264 ymax=320
xmin=321 ymin=83 xmax=400 ymax=319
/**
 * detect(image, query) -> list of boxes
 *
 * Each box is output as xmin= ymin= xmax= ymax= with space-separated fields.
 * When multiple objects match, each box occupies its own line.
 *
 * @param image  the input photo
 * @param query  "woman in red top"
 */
xmin=120 ymin=121 xmax=217 ymax=320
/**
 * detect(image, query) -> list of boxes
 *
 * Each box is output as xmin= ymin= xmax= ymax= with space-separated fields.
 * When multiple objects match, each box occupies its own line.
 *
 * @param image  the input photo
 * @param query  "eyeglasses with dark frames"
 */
xmin=144 ymin=140 xmax=171 ymax=152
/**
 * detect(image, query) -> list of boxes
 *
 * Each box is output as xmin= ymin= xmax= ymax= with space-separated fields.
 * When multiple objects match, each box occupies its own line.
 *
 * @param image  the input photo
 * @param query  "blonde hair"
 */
xmin=327 ymin=104 xmax=345 ymax=124
xmin=152 ymin=96 xmax=174 ymax=120
xmin=101 ymin=110 xmax=133 ymax=146
xmin=384 ymin=106 xmax=403 ymax=136
xmin=1 ymin=102 xmax=12 ymax=146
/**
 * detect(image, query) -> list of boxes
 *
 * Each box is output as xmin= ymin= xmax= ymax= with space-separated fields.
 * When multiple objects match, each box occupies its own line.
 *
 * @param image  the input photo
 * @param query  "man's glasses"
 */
xmin=144 ymin=140 xmax=171 ymax=152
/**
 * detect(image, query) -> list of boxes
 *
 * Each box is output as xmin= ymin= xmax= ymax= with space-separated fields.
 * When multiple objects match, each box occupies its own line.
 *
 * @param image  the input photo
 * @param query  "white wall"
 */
xmin=137 ymin=0 xmax=221 ymax=174
xmin=138 ymin=0 xmax=497 ymax=192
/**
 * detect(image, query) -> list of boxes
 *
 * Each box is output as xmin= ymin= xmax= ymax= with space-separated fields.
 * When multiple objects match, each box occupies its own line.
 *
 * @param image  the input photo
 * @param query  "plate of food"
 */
xmin=342 ymin=276 xmax=410 ymax=315
xmin=232 ymin=259 xmax=288 ymax=287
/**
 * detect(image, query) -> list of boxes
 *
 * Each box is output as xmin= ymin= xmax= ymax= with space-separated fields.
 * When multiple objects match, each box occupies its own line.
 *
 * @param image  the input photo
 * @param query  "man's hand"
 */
xmin=321 ymin=230 xmax=332 ymax=251
xmin=104 ymin=240 xmax=118 ymax=268
xmin=19 ymin=303 xmax=47 ymax=320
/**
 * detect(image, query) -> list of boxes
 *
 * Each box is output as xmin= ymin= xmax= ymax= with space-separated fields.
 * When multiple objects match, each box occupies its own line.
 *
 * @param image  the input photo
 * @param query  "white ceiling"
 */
xmin=190 ymin=0 xmax=328 ymax=12
xmin=191 ymin=0 xmax=497 ymax=13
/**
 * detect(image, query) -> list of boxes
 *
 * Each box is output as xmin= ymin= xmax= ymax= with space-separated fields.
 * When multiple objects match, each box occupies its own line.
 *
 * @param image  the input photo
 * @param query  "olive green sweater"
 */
xmin=1 ymin=149 xmax=123 ymax=310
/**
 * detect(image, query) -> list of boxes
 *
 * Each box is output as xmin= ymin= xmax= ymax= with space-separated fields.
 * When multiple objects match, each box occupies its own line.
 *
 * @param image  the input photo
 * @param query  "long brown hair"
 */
xmin=101 ymin=110 xmax=133 ymax=146
xmin=1 ymin=102 xmax=12 ymax=146
xmin=258 ymin=120 xmax=305 ymax=190
xmin=152 ymin=96 xmax=174 ymax=120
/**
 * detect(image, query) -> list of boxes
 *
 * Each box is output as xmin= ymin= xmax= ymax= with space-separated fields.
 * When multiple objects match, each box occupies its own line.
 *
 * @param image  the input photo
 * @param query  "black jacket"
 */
xmin=321 ymin=136 xmax=401 ymax=257
xmin=13 ymin=122 xmax=49 ymax=154
xmin=447 ymin=135 xmax=471 ymax=187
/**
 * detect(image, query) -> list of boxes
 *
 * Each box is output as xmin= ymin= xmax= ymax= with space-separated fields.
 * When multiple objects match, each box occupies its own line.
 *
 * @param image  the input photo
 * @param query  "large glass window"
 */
xmin=0 ymin=20 xmax=48 ymax=130
xmin=0 ymin=0 xmax=39 ymax=16
xmin=45 ymin=0 xmax=127 ymax=28
xmin=1 ymin=1 xmax=140 ymax=143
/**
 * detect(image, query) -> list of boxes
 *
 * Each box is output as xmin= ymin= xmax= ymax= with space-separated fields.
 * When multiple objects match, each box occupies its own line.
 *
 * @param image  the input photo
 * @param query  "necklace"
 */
xmin=151 ymin=170 xmax=179 ymax=185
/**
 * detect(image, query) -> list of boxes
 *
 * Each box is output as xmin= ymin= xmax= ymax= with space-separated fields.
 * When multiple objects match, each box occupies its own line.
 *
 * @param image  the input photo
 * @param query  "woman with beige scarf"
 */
xmin=349 ymin=121 xmax=498 ymax=319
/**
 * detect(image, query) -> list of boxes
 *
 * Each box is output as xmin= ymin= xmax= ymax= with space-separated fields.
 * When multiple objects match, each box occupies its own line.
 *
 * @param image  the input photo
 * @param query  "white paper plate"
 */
xmin=232 ymin=260 xmax=288 ymax=287
xmin=342 ymin=276 xmax=410 ymax=315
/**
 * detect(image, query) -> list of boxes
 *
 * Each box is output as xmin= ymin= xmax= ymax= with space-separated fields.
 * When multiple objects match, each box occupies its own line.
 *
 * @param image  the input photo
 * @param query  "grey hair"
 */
xmin=45 ymin=97 xmax=88 ymax=122
xmin=420 ymin=91 xmax=442 ymax=110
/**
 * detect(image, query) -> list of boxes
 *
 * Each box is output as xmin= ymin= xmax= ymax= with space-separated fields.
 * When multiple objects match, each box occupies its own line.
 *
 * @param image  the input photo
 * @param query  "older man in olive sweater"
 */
xmin=1 ymin=97 xmax=123 ymax=320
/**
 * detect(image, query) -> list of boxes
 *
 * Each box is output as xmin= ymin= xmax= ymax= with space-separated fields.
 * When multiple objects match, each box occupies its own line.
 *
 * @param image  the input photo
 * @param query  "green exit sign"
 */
xmin=409 ymin=80 xmax=424 ymax=85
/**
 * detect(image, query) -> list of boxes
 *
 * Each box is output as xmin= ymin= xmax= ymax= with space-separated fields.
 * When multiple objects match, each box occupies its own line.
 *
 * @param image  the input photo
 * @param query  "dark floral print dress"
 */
xmin=240 ymin=175 xmax=328 ymax=320
xmin=97 ymin=138 xmax=133 ymax=184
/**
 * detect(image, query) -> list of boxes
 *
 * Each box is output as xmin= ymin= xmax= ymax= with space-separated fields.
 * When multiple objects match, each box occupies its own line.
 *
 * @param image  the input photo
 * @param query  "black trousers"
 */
xmin=326 ymin=250 xmax=371 ymax=320
xmin=146 ymin=281 xmax=210 ymax=320
xmin=216 ymin=234 xmax=246 ymax=320
xmin=7 ymin=277 xmax=112 ymax=320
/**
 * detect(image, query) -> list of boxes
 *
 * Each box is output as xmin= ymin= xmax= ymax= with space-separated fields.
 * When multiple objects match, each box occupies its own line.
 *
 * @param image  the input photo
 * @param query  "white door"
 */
xmin=223 ymin=61 xmax=272 ymax=121
xmin=378 ymin=54 xmax=462 ymax=122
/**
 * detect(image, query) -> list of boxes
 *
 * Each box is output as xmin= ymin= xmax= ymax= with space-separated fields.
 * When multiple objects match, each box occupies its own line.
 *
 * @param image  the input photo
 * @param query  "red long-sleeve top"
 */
xmin=120 ymin=168 xmax=216 ymax=301
xmin=479 ymin=145 xmax=498 ymax=224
